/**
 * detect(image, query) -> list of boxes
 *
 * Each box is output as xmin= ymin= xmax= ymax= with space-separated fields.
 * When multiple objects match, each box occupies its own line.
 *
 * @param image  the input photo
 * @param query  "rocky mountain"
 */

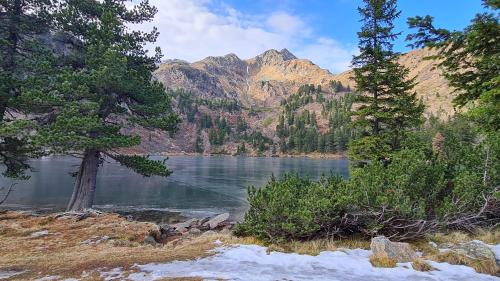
xmin=155 ymin=48 xmax=338 ymax=108
xmin=155 ymin=48 xmax=454 ymax=116
xmin=130 ymin=48 xmax=456 ymax=156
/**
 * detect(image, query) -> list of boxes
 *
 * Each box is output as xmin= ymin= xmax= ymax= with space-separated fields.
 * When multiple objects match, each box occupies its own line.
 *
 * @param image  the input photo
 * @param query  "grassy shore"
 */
xmin=0 ymin=211 xmax=498 ymax=280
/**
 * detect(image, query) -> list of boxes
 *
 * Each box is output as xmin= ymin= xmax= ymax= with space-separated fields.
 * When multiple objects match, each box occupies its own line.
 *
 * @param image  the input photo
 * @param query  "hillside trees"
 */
xmin=350 ymin=0 xmax=424 ymax=162
xmin=208 ymin=116 xmax=230 ymax=145
xmin=36 ymin=0 xmax=179 ymax=211
xmin=277 ymin=87 xmax=356 ymax=154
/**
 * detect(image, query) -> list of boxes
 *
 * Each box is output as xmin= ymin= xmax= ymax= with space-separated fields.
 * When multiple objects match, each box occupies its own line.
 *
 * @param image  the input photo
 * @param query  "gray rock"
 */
xmin=81 ymin=239 xmax=93 ymax=245
xmin=185 ymin=218 xmax=199 ymax=227
xmin=172 ymin=218 xmax=198 ymax=231
xmin=204 ymin=213 xmax=230 ymax=229
xmin=159 ymin=224 xmax=179 ymax=236
xmin=199 ymin=217 xmax=210 ymax=225
xmin=176 ymin=226 xmax=189 ymax=233
xmin=201 ymin=230 xmax=218 ymax=237
xmin=189 ymin=228 xmax=202 ymax=235
xmin=143 ymin=235 xmax=158 ymax=246
xmin=81 ymin=235 xmax=111 ymax=245
xmin=450 ymin=240 xmax=497 ymax=263
xmin=30 ymin=230 xmax=49 ymax=238
xmin=370 ymin=236 xmax=417 ymax=263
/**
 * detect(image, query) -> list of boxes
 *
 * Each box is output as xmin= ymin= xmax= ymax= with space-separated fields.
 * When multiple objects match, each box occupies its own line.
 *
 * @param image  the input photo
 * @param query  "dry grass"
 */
xmin=427 ymin=251 xmax=499 ymax=276
xmin=278 ymin=238 xmax=371 ymax=256
xmin=0 ymin=211 xmax=242 ymax=280
xmin=1 ymin=211 xmax=498 ymax=279
xmin=429 ymin=229 xmax=500 ymax=245
xmin=412 ymin=258 xmax=436 ymax=272
xmin=411 ymin=229 xmax=500 ymax=276
xmin=369 ymin=253 xmax=397 ymax=268
xmin=252 ymin=236 xmax=371 ymax=256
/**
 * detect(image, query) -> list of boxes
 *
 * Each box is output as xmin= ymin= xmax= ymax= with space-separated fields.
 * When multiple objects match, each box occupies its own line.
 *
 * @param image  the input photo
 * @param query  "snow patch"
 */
xmin=0 ymin=271 xmax=24 ymax=280
xmin=99 ymin=267 xmax=125 ymax=281
xmin=489 ymin=244 xmax=500 ymax=263
xmin=126 ymin=244 xmax=500 ymax=281
xmin=30 ymin=230 xmax=49 ymax=238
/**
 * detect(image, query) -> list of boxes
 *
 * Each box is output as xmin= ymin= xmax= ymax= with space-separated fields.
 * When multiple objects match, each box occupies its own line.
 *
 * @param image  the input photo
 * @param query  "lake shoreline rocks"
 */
xmin=147 ymin=212 xmax=235 ymax=245
xmin=13 ymin=208 xmax=237 ymax=246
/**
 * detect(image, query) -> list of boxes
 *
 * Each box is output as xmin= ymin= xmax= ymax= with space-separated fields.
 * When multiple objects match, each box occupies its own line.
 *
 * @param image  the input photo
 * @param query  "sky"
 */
xmin=132 ymin=0 xmax=488 ymax=74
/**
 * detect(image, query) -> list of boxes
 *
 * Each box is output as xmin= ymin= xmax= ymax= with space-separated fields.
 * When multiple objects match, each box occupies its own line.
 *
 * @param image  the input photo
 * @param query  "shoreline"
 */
xmin=1 ymin=210 xmax=498 ymax=280
xmin=160 ymin=151 xmax=347 ymax=160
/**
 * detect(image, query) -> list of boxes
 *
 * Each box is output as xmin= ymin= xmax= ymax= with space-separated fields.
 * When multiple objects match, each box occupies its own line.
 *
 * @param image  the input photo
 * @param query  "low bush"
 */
xmin=234 ymin=174 xmax=346 ymax=242
xmin=236 ymin=118 xmax=499 ymax=242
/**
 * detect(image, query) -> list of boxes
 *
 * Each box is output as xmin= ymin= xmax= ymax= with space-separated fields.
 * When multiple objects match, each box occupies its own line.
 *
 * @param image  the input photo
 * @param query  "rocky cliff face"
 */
xmin=155 ymin=48 xmax=338 ymax=108
xmin=133 ymin=48 xmax=456 ymax=155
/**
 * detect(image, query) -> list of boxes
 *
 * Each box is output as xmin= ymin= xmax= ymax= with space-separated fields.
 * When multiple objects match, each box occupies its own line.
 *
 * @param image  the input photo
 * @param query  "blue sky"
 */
xmin=136 ymin=0 xmax=488 ymax=73
xmin=220 ymin=0 xmax=486 ymax=52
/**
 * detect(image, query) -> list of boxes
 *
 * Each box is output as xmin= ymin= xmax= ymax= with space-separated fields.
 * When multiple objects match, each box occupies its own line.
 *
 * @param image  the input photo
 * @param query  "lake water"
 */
xmin=0 ymin=156 xmax=349 ymax=219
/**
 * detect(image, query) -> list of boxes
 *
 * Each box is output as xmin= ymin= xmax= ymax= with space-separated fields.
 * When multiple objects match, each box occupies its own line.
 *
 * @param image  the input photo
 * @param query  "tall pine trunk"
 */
xmin=66 ymin=150 xmax=100 ymax=211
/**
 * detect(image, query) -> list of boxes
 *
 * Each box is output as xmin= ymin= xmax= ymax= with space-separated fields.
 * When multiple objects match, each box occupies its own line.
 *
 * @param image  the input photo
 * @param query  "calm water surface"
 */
xmin=1 ymin=156 xmax=349 ymax=218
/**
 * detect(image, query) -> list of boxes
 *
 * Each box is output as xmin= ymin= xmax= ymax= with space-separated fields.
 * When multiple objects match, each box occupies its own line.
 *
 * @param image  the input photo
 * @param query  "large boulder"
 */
xmin=450 ymin=241 xmax=498 ymax=265
xmin=370 ymin=236 xmax=417 ymax=263
xmin=203 ymin=213 xmax=230 ymax=230
xmin=171 ymin=218 xmax=199 ymax=233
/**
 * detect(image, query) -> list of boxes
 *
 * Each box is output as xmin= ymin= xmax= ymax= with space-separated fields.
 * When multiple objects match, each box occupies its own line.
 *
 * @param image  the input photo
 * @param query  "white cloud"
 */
xmin=266 ymin=12 xmax=310 ymax=36
xmin=296 ymin=38 xmax=358 ymax=73
xmin=130 ymin=0 xmax=355 ymax=73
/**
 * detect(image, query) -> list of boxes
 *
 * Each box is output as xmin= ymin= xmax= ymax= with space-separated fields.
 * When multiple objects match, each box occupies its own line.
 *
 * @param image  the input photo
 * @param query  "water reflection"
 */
xmin=1 ymin=155 xmax=349 ymax=217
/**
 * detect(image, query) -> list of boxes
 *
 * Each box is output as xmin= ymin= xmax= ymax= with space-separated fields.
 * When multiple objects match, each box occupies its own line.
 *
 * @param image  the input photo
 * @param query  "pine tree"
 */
xmin=36 ymin=0 xmax=180 ymax=211
xmin=194 ymin=131 xmax=204 ymax=153
xmin=0 ymin=0 xmax=56 ymax=179
xmin=407 ymin=1 xmax=499 ymax=133
xmin=350 ymin=0 xmax=424 ymax=161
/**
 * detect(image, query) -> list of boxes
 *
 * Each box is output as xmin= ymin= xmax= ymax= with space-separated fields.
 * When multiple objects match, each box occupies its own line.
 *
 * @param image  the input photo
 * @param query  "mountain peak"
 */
xmin=280 ymin=48 xmax=297 ymax=60
xmin=198 ymin=53 xmax=243 ymax=68
xmin=253 ymin=48 xmax=297 ymax=65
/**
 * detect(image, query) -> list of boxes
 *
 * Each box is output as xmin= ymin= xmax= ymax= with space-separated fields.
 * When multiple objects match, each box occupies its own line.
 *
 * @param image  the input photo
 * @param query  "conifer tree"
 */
xmin=36 ymin=0 xmax=179 ymax=211
xmin=407 ymin=0 xmax=499 ymax=133
xmin=350 ymin=0 xmax=424 ymax=162
xmin=0 ymin=0 xmax=56 ymax=179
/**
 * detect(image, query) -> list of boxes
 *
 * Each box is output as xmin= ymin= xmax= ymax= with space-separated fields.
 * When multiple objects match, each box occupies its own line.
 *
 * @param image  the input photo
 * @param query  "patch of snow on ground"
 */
xmin=0 ymin=271 xmax=24 ymax=280
xmin=127 ymin=244 xmax=500 ymax=281
xmin=490 ymin=244 xmax=500 ymax=263
xmin=99 ymin=267 xmax=125 ymax=281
